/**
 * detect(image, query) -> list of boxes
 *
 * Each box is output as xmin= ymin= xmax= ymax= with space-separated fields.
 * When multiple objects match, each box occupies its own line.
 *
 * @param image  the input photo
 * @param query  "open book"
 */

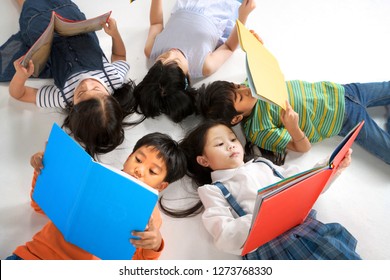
xmin=241 ymin=120 xmax=365 ymax=256
xmin=21 ymin=11 xmax=111 ymax=77
xmin=32 ymin=123 xmax=158 ymax=260
xmin=236 ymin=20 xmax=288 ymax=110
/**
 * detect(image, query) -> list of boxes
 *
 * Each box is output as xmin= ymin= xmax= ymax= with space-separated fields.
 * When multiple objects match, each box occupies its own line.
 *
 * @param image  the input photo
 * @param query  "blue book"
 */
xmin=32 ymin=123 xmax=158 ymax=260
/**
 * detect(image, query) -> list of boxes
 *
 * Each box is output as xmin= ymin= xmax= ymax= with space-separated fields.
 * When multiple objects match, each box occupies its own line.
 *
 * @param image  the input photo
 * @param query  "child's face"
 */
xmin=233 ymin=84 xmax=257 ymax=117
xmin=157 ymin=48 xmax=189 ymax=75
xmin=197 ymin=124 xmax=245 ymax=171
xmin=73 ymin=78 xmax=109 ymax=104
xmin=122 ymin=146 xmax=168 ymax=191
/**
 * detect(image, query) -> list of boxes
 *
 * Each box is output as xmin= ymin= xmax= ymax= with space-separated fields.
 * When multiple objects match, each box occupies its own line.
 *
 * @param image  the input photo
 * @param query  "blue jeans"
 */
xmin=339 ymin=82 xmax=390 ymax=164
xmin=0 ymin=0 xmax=86 ymax=81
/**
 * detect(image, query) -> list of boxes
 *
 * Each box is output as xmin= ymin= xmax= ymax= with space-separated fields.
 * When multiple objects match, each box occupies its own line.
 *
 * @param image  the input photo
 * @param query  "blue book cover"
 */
xmin=32 ymin=123 xmax=158 ymax=260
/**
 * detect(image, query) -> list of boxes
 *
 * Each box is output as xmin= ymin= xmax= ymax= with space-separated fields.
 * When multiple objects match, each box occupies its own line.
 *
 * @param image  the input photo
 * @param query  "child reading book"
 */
xmin=160 ymin=120 xmax=361 ymax=259
xmin=0 ymin=0 xmax=135 ymax=157
xmin=5 ymin=132 xmax=186 ymax=260
xmin=128 ymin=0 xmax=256 ymax=123
xmin=196 ymin=78 xmax=390 ymax=165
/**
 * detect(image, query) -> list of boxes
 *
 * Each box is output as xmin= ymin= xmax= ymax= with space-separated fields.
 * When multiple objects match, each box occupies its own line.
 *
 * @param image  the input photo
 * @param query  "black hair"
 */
xmin=130 ymin=60 xmax=197 ymax=124
xmin=196 ymin=80 xmax=239 ymax=125
xmin=62 ymin=80 xmax=136 ymax=158
xmin=159 ymin=120 xmax=235 ymax=218
xmin=133 ymin=132 xmax=187 ymax=184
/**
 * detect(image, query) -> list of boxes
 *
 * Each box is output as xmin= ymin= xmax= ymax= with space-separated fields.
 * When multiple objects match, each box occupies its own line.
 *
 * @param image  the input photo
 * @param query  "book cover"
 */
xmin=22 ymin=11 xmax=111 ymax=77
xmin=241 ymin=120 xmax=365 ymax=255
xmin=236 ymin=20 xmax=288 ymax=110
xmin=32 ymin=123 xmax=158 ymax=260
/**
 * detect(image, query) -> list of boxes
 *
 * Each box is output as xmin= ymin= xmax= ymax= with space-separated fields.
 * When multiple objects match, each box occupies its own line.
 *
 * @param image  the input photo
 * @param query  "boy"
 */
xmin=196 ymin=79 xmax=390 ymax=165
xmin=5 ymin=132 xmax=186 ymax=260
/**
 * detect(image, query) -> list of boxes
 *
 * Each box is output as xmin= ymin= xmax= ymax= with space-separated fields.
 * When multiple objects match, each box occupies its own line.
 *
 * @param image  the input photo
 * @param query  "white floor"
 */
xmin=0 ymin=0 xmax=389 ymax=260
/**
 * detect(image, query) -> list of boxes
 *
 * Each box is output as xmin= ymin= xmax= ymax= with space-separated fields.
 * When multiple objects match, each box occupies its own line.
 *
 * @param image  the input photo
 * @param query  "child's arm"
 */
xmin=202 ymin=0 xmax=256 ymax=76
xmin=102 ymin=17 xmax=126 ymax=62
xmin=282 ymin=100 xmax=311 ymax=152
xmin=130 ymin=213 xmax=164 ymax=260
xmin=144 ymin=0 xmax=164 ymax=58
xmin=29 ymin=151 xmax=45 ymax=214
xmin=9 ymin=57 xmax=38 ymax=103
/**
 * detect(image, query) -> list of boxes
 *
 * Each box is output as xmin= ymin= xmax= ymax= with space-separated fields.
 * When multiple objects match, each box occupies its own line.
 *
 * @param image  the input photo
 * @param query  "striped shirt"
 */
xmin=36 ymin=58 xmax=130 ymax=108
xmin=243 ymin=80 xmax=345 ymax=153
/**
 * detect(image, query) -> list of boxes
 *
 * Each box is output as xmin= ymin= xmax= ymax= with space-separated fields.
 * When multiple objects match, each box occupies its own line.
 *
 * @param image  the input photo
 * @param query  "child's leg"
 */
xmin=339 ymin=88 xmax=390 ymax=164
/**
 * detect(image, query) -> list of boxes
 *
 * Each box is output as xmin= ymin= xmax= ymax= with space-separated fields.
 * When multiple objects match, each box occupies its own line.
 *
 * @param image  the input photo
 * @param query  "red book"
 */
xmin=241 ymin=120 xmax=365 ymax=256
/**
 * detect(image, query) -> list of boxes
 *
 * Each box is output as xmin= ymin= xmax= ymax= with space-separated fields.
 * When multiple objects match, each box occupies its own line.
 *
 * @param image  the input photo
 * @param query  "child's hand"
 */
xmin=30 ymin=151 xmax=44 ymax=174
xmin=239 ymin=0 xmax=256 ymax=19
xmin=130 ymin=217 xmax=162 ymax=251
xmin=281 ymin=100 xmax=299 ymax=131
xmin=336 ymin=148 xmax=353 ymax=175
xmin=102 ymin=18 xmax=119 ymax=37
xmin=13 ymin=56 xmax=34 ymax=79
xmin=250 ymin=30 xmax=263 ymax=44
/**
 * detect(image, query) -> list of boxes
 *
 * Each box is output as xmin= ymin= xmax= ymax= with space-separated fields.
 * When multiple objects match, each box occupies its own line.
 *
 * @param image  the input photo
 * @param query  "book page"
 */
xmin=54 ymin=11 xmax=111 ymax=36
xmin=237 ymin=20 xmax=288 ymax=110
xmin=21 ymin=12 xmax=55 ymax=77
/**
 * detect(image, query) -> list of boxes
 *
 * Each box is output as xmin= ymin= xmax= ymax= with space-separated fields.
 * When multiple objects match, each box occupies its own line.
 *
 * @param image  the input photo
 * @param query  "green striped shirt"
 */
xmin=243 ymin=80 xmax=345 ymax=152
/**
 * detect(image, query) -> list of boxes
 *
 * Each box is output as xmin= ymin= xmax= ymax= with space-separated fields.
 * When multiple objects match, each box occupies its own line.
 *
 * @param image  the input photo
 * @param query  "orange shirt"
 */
xmin=13 ymin=172 xmax=164 ymax=260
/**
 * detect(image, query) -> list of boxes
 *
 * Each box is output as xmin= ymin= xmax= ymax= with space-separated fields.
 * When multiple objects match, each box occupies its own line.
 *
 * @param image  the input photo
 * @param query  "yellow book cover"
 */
xmin=236 ymin=20 xmax=288 ymax=110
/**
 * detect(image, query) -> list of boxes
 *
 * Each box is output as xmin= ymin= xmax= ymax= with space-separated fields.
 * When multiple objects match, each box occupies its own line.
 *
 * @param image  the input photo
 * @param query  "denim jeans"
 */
xmin=0 ymin=0 xmax=85 ymax=81
xmin=339 ymin=82 xmax=390 ymax=164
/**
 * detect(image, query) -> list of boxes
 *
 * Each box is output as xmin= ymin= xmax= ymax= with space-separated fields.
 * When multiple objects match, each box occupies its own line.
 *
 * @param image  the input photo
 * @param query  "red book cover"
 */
xmin=241 ymin=120 xmax=364 ymax=256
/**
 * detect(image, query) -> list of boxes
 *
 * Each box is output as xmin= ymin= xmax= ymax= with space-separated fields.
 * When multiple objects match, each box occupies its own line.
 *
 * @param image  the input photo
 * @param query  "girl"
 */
xmin=129 ymin=0 xmax=256 ymax=123
xmin=162 ymin=120 xmax=361 ymax=259
xmin=5 ymin=132 xmax=187 ymax=260
xmin=0 ymin=0 xmax=135 ymax=157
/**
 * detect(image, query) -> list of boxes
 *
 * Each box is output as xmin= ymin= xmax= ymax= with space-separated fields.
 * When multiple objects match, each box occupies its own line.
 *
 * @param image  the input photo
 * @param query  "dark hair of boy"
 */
xmin=196 ymin=81 xmax=238 ymax=126
xmin=133 ymin=132 xmax=187 ymax=184
xmin=130 ymin=61 xmax=198 ymax=124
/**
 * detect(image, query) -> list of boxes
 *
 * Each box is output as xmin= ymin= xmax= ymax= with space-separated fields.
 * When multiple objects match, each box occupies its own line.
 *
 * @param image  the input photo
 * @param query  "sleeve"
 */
xmin=29 ymin=171 xmax=45 ymax=215
xmin=250 ymin=126 xmax=291 ymax=153
xmin=131 ymin=207 xmax=164 ymax=260
xmin=36 ymin=85 xmax=64 ymax=108
xmin=112 ymin=60 xmax=130 ymax=78
xmin=198 ymin=185 xmax=253 ymax=255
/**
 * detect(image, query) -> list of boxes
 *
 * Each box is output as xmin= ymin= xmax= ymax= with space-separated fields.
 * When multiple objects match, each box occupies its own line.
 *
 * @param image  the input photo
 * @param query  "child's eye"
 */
xmin=216 ymin=142 xmax=224 ymax=147
xmin=135 ymin=157 xmax=142 ymax=163
xmin=149 ymin=169 xmax=157 ymax=175
xmin=231 ymin=137 xmax=237 ymax=142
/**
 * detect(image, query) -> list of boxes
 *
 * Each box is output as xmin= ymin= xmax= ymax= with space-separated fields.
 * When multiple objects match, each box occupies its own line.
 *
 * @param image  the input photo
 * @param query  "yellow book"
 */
xmin=236 ymin=20 xmax=288 ymax=110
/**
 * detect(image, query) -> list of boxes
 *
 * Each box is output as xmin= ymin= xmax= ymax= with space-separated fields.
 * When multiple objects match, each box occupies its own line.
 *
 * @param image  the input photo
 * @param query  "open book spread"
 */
xmin=32 ymin=123 xmax=158 ymax=260
xmin=236 ymin=20 xmax=288 ymax=110
xmin=21 ymin=11 xmax=111 ymax=77
xmin=241 ymin=120 xmax=365 ymax=256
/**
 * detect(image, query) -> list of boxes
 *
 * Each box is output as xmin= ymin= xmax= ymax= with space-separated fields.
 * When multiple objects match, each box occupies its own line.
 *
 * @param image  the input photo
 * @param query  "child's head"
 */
xmin=196 ymin=81 xmax=257 ymax=125
xmin=63 ymin=95 xmax=124 ymax=157
xmin=123 ymin=132 xmax=187 ymax=191
xmin=132 ymin=60 xmax=196 ymax=123
xmin=63 ymin=80 xmax=136 ymax=158
xmin=180 ymin=120 xmax=245 ymax=186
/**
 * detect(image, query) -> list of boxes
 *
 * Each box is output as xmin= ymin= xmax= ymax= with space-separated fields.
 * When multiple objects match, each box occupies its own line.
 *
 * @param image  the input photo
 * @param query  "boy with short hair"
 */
xmin=196 ymin=79 xmax=390 ymax=165
xmin=6 ymin=132 xmax=186 ymax=260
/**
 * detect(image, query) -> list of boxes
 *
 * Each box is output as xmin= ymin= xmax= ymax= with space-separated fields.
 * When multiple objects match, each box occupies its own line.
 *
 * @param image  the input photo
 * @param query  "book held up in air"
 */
xmin=32 ymin=123 xmax=158 ymax=260
xmin=236 ymin=20 xmax=288 ymax=110
xmin=21 ymin=11 xmax=111 ymax=77
xmin=241 ymin=120 xmax=365 ymax=256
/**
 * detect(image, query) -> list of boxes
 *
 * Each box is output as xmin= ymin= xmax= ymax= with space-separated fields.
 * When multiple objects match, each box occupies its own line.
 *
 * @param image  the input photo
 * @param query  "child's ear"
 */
xmin=196 ymin=155 xmax=209 ymax=167
xmin=156 ymin=181 xmax=169 ymax=192
xmin=231 ymin=114 xmax=244 ymax=125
